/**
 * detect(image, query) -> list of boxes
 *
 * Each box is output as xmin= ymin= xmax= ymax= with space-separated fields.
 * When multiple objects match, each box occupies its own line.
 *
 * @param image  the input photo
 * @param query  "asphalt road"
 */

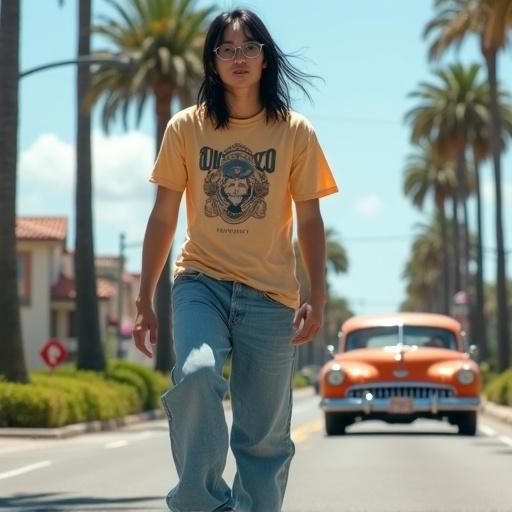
xmin=1 ymin=388 xmax=512 ymax=512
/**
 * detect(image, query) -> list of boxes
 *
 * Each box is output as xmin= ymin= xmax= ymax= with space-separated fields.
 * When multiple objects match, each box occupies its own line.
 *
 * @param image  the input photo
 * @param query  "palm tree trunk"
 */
xmin=451 ymin=196 xmax=462 ymax=298
xmin=153 ymin=84 xmax=175 ymax=373
xmin=457 ymin=150 xmax=473 ymax=339
xmin=0 ymin=0 xmax=29 ymax=382
xmin=456 ymin=150 xmax=470 ymax=294
xmin=473 ymin=155 xmax=488 ymax=362
xmin=485 ymin=50 xmax=510 ymax=372
xmin=75 ymin=0 xmax=105 ymax=370
xmin=438 ymin=201 xmax=450 ymax=314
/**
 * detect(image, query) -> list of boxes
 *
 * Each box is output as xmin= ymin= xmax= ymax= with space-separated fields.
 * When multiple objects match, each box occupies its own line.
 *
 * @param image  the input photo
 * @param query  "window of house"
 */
xmin=17 ymin=252 xmax=31 ymax=305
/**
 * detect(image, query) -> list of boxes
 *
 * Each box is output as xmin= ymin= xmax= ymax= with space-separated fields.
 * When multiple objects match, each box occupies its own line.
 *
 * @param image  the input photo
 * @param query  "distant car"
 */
xmin=319 ymin=313 xmax=481 ymax=436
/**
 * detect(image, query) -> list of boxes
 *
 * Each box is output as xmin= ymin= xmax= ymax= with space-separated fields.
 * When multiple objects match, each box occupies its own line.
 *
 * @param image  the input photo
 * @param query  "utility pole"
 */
xmin=116 ymin=232 xmax=125 ymax=359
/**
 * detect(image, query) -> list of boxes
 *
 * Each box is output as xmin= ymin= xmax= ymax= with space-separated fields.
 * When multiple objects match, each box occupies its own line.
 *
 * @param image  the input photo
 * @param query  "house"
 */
xmin=16 ymin=216 xmax=141 ymax=370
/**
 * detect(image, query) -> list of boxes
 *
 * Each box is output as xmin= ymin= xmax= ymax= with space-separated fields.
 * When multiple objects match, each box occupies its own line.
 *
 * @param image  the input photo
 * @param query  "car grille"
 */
xmin=347 ymin=384 xmax=455 ymax=399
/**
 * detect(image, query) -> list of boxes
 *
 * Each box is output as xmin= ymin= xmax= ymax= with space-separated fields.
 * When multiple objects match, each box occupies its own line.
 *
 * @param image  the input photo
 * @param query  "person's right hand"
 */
xmin=132 ymin=300 xmax=158 ymax=358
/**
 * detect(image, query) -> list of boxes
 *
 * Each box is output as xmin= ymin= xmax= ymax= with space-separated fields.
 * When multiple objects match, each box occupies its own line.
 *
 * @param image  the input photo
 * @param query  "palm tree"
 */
xmin=406 ymin=63 xmax=489 ymax=296
xmin=402 ymin=218 xmax=448 ymax=312
xmin=87 ymin=0 xmax=214 ymax=372
xmin=0 ymin=0 xmax=29 ymax=382
xmin=295 ymin=229 xmax=349 ymax=365
xmin=469 ymin=94 xmax=512 ymax=361
xmin=403 ymin=141 xmax=458 ymax=313
xmin=75 ymin=0 xmax=105 ymax=371
xmin=424 ymin=0 xmax=512 ymax=372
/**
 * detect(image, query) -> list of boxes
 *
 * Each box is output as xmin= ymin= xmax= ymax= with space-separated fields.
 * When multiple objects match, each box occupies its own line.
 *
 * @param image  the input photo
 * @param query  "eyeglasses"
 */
xmin=213 ymin=41 xmax=264 ymax=61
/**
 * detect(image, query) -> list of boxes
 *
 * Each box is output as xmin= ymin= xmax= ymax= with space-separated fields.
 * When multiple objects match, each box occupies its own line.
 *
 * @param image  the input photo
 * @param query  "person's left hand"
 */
xmin=291 ymin=299 xmax=324 ymax=345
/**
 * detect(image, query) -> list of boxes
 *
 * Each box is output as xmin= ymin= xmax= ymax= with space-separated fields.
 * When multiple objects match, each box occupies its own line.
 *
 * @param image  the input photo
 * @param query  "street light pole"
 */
xmin=19 ymin=55 xmax=133 ymax=79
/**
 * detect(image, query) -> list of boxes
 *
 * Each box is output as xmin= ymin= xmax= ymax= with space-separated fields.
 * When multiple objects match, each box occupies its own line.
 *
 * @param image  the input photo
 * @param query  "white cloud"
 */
xmin=17 ymin=131 xmax=162 ymax=270
xmin=92 ymin=131 xmax=155 ymax=201
xmin=355 ymin=194 xmax=382 ymax=217
xmin=19 ymin=133 xmax=74 ymax=191
xmin=19 ymin=130 xmax=155 ymax=201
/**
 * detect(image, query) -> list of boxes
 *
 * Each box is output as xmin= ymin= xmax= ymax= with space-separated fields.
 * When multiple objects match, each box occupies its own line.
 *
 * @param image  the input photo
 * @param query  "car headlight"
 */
xmin=457 ymin=367 xmax=475 ymax=385
xmin=326 ymin=365 xmax=345 ymax=386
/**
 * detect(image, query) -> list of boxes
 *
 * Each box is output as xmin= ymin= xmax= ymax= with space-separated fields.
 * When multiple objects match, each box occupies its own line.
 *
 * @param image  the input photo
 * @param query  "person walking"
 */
xmin=132 ymin=8 xmax=338 ymax=512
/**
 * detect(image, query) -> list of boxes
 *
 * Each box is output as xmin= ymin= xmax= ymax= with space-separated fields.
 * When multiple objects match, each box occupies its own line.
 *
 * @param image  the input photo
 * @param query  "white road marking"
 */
xmin=105 ymin=440 xmax=129 ymax=449
xmin=498 ymin=435 xmax=512 ymax=448
xmin=479 ymin=425 xmax=497 ymax=436
xmin=0 ymin=461 xmax=52 ymax=481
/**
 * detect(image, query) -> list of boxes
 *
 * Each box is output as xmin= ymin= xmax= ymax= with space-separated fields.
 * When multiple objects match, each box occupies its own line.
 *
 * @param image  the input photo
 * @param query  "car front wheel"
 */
xmin=454 ymin=411 xmax=477 ymax=436
xmin=324 ymin=412 xmax=353 ymax=436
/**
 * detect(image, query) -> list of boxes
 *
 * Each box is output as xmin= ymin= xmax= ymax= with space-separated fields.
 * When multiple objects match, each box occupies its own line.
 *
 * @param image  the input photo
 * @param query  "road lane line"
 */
xmin=0 ymin=461 xmax=52 ymax=481
xmin=105 ymin=440 xmax=129 ymax=449
xmin=498 ymin=435 xmax=512 ymax=448
xmin=291 ymin=419 xmax=323 ymax=444
xmin=479 ymin=425 xmax=496 ymax=436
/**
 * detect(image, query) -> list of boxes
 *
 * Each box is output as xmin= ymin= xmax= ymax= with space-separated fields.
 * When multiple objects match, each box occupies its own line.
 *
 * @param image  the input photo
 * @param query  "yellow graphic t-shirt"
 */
xmin=149 ymin=105 xmax=338 ymax=309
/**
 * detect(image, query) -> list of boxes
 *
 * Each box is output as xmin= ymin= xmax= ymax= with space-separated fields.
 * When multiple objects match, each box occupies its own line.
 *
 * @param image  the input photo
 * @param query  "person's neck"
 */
xmin=225 ymin=89 xmax=263 ymax=119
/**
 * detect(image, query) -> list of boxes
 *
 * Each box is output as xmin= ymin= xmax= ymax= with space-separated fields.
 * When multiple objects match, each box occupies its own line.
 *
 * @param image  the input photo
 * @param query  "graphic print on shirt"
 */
xmin=199 ymin=143 xmax=276 ymax=224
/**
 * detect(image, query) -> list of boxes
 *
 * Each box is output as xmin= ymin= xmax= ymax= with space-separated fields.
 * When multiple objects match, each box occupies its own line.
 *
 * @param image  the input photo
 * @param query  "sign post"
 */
xmin=40 ymin=338 xmax=68 ymax=372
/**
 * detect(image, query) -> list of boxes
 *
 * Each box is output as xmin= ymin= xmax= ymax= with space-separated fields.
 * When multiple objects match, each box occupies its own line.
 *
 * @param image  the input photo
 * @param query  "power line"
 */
xmin=342 ymin=234 xmax=413 ymax=242
xmin=309 ymin=114 xmax=401 ymax=126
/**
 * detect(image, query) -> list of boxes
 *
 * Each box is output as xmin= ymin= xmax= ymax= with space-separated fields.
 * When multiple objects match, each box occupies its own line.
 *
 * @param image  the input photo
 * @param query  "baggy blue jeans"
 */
xmin=160 ymin=271 xmax=297 ymax=512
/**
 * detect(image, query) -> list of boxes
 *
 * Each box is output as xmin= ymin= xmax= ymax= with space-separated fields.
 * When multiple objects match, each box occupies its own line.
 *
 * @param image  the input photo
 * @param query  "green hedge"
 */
xmin=33 ymin=373 xmax=141 ymax=422
xmin=0 ymin=384 xmax=68 ymax=428
xmin=107 ymin=360 xmax=170 ymax=410
xmin=292 ymin=372 xmax=310 ymax=389
xmin=0 ymin=360 xmax=169 ymax=428
xmin=484 ymin=368 xmax=512 ymax=406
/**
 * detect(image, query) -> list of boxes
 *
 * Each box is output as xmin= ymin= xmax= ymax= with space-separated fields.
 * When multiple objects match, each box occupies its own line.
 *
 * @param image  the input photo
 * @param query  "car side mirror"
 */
xmin=326 ymin=345 xmax=336 ymax=358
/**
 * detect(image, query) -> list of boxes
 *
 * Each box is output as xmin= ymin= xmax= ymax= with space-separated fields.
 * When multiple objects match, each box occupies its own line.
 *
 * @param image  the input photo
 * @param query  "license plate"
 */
xmin=389 ymin=397 xmax=414 ymax=414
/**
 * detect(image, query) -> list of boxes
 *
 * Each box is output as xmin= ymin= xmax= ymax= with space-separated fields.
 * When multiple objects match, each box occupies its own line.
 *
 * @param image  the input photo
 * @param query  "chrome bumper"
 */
xmin=320 ymin=396 xmax=481 ymax=414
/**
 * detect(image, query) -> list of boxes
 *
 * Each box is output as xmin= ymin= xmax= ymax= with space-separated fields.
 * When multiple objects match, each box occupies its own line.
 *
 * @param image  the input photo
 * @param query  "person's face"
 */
xmin=214 ymin=21 xmax=266 ymax=93
xmin=222 ymin=176 xmax=249 ymax=205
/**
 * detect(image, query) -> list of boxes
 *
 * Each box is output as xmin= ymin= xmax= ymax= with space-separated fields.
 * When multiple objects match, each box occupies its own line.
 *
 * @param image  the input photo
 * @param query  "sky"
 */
xmin=17 ymin=0 xmax=512 ymax=315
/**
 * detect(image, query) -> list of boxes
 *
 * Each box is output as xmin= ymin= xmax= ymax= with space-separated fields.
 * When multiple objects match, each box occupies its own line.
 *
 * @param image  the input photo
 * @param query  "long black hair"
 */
xmin=197 ymin=9 xmax=316 ymax=129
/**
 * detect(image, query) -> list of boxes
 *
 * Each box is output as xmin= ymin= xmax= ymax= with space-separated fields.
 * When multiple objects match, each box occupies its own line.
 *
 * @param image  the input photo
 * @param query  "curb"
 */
xmin=480 ymin=397 xmax=512 ymax=426
xmin=0 ymin=409 xmax=166 ymax=440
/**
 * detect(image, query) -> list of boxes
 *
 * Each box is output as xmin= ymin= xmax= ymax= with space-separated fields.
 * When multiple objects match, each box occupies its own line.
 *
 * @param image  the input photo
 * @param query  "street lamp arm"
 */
xmin=19 ymin=55 xmax=132 ymax=79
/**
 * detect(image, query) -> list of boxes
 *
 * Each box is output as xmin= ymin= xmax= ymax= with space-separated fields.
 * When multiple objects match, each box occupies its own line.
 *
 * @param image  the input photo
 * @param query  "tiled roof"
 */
xmin=17 ymin=216 xmax=67 ymax=241
xmin=51 ymin=275 xmax=116 ymax=300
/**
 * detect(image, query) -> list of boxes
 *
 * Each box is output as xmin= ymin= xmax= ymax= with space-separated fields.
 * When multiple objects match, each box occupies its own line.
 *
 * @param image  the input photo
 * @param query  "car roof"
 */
xmin=341 ymin=312 xmax=461 ymax=336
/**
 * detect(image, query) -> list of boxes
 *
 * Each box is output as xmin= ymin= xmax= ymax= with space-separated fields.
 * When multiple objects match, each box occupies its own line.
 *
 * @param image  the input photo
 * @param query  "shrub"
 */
xmin=484 ymin=369 xmax=512 ymax=406
xmin=0 ymin=383 xmax=68 ymax=428
xmin=108 ymin=360 xmax=170 ymax=410
xmin=479 ymin=361 xmax=498 ymax=388
xmin=106 ymin=366 xmax=148 ymax=410
xmin=293 ymin=372 xmax=310 ymax=389
xmin=32 ymin=372 xmax=141 ymax=423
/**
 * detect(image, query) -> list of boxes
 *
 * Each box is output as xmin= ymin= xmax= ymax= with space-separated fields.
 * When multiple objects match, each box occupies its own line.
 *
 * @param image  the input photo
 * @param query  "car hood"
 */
xmin=332 ymin=346 xmax=474 ymax=383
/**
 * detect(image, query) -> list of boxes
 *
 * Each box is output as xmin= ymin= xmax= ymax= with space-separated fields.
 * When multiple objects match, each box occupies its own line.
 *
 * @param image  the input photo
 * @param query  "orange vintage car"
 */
xmin=319 ymin=312 xmax=481 ymax=436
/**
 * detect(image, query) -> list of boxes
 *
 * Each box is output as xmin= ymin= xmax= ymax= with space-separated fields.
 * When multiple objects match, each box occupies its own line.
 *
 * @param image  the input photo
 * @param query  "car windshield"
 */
xmin=345 ymin=326 xmax=458 ymax=351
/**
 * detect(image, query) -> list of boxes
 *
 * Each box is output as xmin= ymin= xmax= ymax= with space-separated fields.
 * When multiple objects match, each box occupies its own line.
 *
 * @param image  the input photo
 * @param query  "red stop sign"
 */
xmin=40 ymin=339 xmax=68 ymax=369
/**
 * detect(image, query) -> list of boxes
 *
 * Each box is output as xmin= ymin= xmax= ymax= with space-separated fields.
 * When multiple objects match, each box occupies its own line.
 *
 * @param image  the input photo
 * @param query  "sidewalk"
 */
xmin=480 ymin=397 xmax=512 ymax=426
